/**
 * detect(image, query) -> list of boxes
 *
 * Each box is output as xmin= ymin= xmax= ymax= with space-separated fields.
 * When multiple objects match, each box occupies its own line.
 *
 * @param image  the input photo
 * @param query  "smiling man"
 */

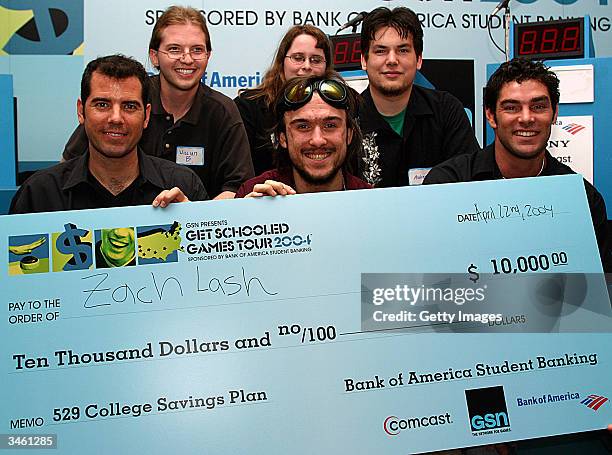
xmin=358 ymin=7 xmax=479 ymax=188
xmin=62 ymin=6 xmax=253 ymax=199
xmin=234 ymin=75 xmax=370 ymax=197
xmin=10 ymin=55 xmax=207 ymax=214
xmin=424 ymin=58 xmax=610 ymax=271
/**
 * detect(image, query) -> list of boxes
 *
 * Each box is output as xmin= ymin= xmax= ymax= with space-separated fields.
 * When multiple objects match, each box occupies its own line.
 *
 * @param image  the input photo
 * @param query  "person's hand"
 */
xmin=152 ymin=187 xmax=190 ymax=208
xmin=245 ymin=180 xmax=296 ymax=198
xmin=608 ymin=423 xmax=612 ymax=432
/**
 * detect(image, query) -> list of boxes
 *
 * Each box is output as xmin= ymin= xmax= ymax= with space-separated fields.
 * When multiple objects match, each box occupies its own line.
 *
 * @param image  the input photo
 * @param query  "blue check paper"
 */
xmin=1 ymin=175 xmax=610 ymax=454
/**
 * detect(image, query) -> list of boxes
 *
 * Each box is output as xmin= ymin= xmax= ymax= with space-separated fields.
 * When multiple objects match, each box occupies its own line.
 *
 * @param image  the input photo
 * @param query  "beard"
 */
xmin=373 ymin=79 xmax=412 ymax=98
xmin=292 ymin=161 xmax=342 ymax=186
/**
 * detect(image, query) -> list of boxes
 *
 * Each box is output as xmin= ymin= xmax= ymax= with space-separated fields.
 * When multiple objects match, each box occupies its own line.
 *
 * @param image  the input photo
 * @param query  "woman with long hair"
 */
xmin=235 ymin=25 xmax=334 ymax=174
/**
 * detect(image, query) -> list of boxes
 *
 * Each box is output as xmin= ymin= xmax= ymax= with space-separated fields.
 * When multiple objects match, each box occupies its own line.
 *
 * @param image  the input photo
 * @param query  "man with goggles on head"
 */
xmin=234 ymin=75 xmax=371 ymax=197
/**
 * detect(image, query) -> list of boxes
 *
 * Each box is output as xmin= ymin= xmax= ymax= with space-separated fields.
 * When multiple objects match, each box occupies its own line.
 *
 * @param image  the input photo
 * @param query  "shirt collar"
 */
xmin=360 ymin=84 xmax=433 ymax=132
xmin=149 ymin=74 xmax=206 ymax=126
xmin=478 ymin=143 xmax=558 ymax=179
xmin=62 ymin=152 xmax=90 ymax=191
xmin=62 ymin=148 xmax=161 ymax=191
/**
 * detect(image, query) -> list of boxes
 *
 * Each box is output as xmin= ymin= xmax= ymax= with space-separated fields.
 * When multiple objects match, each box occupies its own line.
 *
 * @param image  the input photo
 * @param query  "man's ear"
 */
xmin=77 ymin=99 xmax=85 ymax=125
xmin=143 ymin=103 xmax=151 ymax=129
xmin=278 ymin=131 xmax=287 ymax=149
xmin=485 ymin=107 xmax=497 ymax=130
xmin=416 ymin=54 xmax=423 ymax=71
xmin=552 ymin=104 xmax=558 ymax=124
xmin=360 ymin=53 xmax=368 ymax=71
xmin=149 ymin=49 xmax=159 ymax=70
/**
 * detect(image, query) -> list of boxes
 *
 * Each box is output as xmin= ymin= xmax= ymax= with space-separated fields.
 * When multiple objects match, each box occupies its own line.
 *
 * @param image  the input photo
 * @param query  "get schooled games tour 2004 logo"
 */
xmin=7 ymin=219 xmax=314 ymax=276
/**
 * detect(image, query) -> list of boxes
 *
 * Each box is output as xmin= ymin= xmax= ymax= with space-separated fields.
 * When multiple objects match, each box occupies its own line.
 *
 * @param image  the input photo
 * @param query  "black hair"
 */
xmin=360 ymin=7 xmax=423 ymax=60
xmin=81 ymin=54 xmax=149 ymax=106
xmin=484 ymin=58 xmax=560 ymax=113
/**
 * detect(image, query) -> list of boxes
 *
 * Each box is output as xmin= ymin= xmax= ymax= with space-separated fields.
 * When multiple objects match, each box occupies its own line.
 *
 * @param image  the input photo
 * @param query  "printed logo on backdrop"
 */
xmin=7 ymin=221 xmax=183 ymax=276
xmin=549 ymin=116 xmax=594 ymax=183
xmin=580 ymin=394 xmax=609 ymax=411
xmin=516 ymin=390 xmax=580 ymax=408
xmin=0 ymin=0 xmax=83 ymax=55
xmin=465 ymin=386 xmax=511 ymax=436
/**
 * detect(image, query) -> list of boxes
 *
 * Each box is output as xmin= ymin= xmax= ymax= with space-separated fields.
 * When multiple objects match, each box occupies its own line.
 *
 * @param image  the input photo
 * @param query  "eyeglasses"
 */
xmin=157 ymin=47 xmax=209 ymax=61
xmin=285 ymin=53 xmax=326 ymax=66
xmin=280 ymin=79 xmax=348 ymax=112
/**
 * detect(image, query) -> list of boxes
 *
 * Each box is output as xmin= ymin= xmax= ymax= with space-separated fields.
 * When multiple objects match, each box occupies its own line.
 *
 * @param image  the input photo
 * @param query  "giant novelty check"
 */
xmin=1 ymin=175 xmax=611 ymax=453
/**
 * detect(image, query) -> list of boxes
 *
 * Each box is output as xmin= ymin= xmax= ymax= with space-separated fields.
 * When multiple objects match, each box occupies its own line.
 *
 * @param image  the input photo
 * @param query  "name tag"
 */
xmin=408 ymin=167 xmax=431 ymax=186
xmin=176 ymin=146 xmax=204 ymax=166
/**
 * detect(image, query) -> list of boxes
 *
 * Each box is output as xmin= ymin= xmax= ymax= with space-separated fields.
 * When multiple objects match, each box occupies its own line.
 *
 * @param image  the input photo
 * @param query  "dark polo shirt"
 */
xmin=234 ymin=168 xmax=371 ymax=198
xmin=424 ymin=144 xmax=611 ymax=272
xmin=358 ymin=85 xmax=480 ymax=188
xmin=63 ymin=76 xmax=254 ymax=197
xmin=10 ymin=149 xmax=208 ymax=214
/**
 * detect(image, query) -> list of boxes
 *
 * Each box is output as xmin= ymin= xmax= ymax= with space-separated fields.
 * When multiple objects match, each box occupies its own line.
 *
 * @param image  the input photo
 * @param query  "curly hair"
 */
xmin=485 ymin=58 xmax=560 ymax=113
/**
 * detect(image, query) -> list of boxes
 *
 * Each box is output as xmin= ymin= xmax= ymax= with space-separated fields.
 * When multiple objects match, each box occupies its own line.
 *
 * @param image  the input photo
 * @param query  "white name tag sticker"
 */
xmin=176 ymin=146 xmax=204 ymax=166
xmin=408 ymin=167 xmax=431 ymax=186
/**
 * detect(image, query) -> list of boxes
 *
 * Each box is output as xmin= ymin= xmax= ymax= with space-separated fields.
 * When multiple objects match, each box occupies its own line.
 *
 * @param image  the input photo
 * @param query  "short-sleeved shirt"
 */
xmin=358 ymin=85 xmax=480 ymax=188
xmin=9 ymin=149 xmax=209 ymax=214
xmin=424 ymin=144 xmax=611 ymax=272
xmin=234 ymin=168 xmax=371 ymax=198
xmin=63 ymin=75 xmax=254 ymax=197
xmin=234 ymin=90 xmax=276 ymax=176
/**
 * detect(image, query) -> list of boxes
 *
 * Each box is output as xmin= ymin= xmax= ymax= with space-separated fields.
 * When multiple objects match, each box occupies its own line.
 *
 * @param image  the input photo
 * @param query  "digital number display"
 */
xmin=329 ymin=33 xmax=362 ymax=71
xmin=514 ymin=18 xmax=584 ymax=60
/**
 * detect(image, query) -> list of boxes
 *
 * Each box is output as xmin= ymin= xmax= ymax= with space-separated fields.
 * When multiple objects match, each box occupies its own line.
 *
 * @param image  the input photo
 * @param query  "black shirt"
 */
xmin=424 ymin=144 xmax=611 ymax=272
xmin=358 ymin=85 xmax=480 ymax=187
xmin=9 ymin=149 xmax=209 ymax=214
xmin=63 ymin=76 xmax=254 ymax=197
xmin=234 ymin=90 xmax=276 ymax=175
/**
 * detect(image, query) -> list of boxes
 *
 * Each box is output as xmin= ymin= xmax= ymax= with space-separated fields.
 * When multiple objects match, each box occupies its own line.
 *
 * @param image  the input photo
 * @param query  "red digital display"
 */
xmin=329 ymin=33 xmax=362 ymax=71
xmin=514 ymin=18 xmax=584 ymax=60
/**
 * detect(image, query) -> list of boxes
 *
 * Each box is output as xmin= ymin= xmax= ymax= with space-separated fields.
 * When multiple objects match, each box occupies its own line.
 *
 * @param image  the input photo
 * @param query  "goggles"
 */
xmin=279 ymin=79 xmax=349 ymax=112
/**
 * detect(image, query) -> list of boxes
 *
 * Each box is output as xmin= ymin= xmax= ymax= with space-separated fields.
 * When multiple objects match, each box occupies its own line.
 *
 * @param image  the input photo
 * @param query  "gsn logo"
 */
xmin=465 ymin=386 xmax=511 ymax=435
xmin=471 ymin=411 xmax=509 ymax=430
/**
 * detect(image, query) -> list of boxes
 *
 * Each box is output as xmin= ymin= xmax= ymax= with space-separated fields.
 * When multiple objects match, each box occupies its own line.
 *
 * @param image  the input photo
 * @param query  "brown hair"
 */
xmin=273 ymin=74 xmax=361 ymax=173
xmin=361 ymin=7 xmax=423 ymax=60
xmin=245 ymin=25 xmax=333 ymax=108
xmin=149 ymin=6 xmax=211 ymax=52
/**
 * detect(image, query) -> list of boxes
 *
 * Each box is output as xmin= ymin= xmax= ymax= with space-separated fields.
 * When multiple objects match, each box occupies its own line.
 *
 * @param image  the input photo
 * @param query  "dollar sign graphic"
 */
xmin=468 ymin=264 xmax=480 ymax=283
xmin=56 ymin=223 xmax=92 ymax=271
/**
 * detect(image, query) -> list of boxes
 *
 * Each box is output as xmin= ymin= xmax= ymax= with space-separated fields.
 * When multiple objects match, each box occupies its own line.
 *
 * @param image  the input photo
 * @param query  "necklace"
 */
xmin=502 ymin=156 xmax=546 ymax=179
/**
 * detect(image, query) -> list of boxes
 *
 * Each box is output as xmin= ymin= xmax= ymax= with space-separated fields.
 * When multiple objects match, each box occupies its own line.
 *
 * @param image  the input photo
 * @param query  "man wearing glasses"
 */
xmin=358 ymin=7 xmax=480 ymax=188
xmin=63 ymin=6 xmax=253 ymax=199
xmin=234 ymin=75 xmax=370 ymax=197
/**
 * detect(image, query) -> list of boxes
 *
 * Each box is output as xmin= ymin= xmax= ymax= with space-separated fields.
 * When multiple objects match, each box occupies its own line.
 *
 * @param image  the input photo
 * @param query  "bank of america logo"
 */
xmin=561 ymin=123 xmax=586 ymax=135
xmin=580 ymin=394 xmax=608 ymax=411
